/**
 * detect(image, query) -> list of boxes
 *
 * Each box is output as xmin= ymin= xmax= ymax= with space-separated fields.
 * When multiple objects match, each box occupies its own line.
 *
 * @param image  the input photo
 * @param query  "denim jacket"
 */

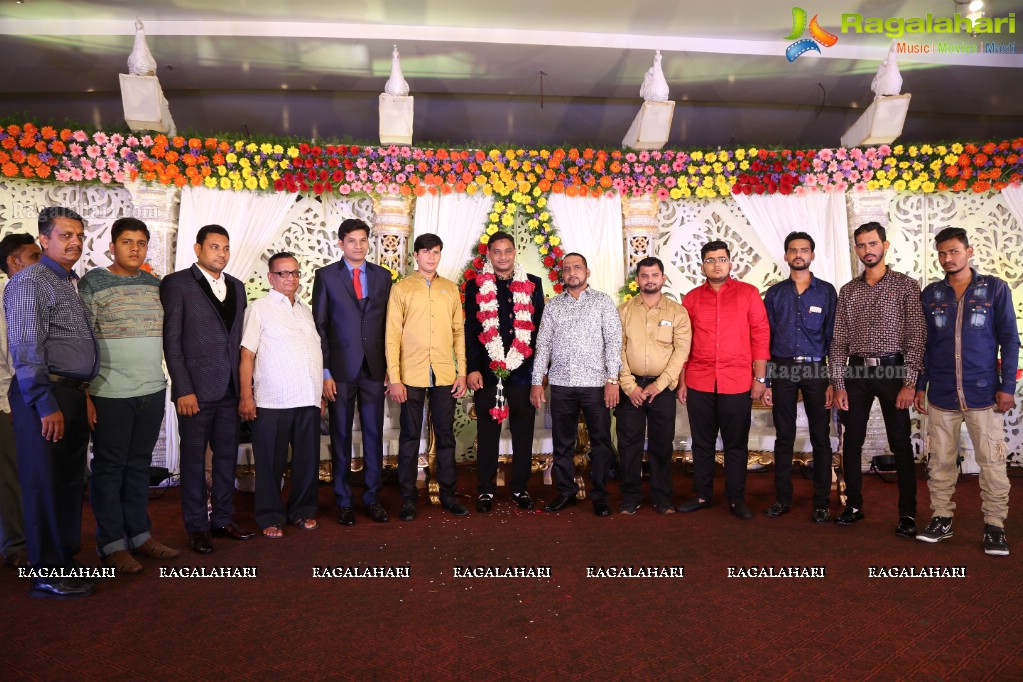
xmin=917 ymin=270 xmax=1020 ymax=410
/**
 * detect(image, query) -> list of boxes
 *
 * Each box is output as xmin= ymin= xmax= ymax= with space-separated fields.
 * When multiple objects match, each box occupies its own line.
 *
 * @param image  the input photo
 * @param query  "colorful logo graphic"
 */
xmin=785 ymin=7 xmax=839 ymax=61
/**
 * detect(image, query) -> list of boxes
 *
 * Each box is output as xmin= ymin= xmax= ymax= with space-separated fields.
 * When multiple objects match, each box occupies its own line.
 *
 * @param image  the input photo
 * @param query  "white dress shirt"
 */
xmin=198 ymin=264 xmax=227 ymax=302
xmin=241 ymin=289 xmax=323 ymax=409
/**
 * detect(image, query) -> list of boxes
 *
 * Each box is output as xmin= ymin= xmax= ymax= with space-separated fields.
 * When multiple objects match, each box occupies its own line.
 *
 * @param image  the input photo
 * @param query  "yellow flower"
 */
xmin=920 ymin=144 xmax=933 ymax=155
xmin=505 ymin=149 xmax=516 ymax=160
xmin=539 ymin=212 xmax=550 ymax=222
xmin=241 ymin=168 xmax=252 ymax=179
xmin=726 ymin=161 xmax=735 ymax=171
xmin=501 ymin=214 xmax=514 ymax=226
xmin=921 ymin=181 xmax=935 ymax=192
xmin=486 ymin=224 xmax=498 ymax=235
xmin=521 ymin=161 xmax=532 ymax=172
xmin=258 ymin=176 xmax=269 ymax=190
xmin=273 ymin=144 xmax=284 ymax=155
xmin=239 ymin=158 xmax=251 ymax=168
xmin=539 ymin=245 xmax=549 ymax=255
xmin=898 ymin=161 xmax=909 ymax=169
xmin=482 ymin=184 xmax=493 ymax=196
xmin=270 ymin=171 xmax=280 ymax=180
xmin=536 ymin=196 xmax=547 ymax=208
xmin=493 ymin=202 xmax=505 ymax=213
xmin=527 ymin=218 xmax=539 ymax=229
xmin=232 ymin=179 xmax=244 ymax=191
xmin=549 ymin=236 xmax=560 ymax=246
xmin=893 ymin=145 xmax=905 ymax=155
xmin=466 ymin=184 xmax=478 ymax=195
xmin=911 ymin=161 xmax=923 ymax=172
xmin=245 ymin=143 xmax=258 ymax=153
xmin=669 ymin=188 xmax=683 ymax=200
xmin=204 ymin=177 xmax=218 ymax=188
xmin=539 ymin=149 xmax=550 ymax=159
xmin=219 ymin=177 xmax=231 ymax=190
xmin=623 ymin=294 xmax=633 ymax=302
xmin=739 ymin=160 xmax=750 ymax=171
xmin=930 ymin=160 xmax=943 ymax=172
xmin=866 ymin=180 xmax=879 ymax=190
xmin=286 ymin=146 xmax=300 ymax=157
xmin=893 ymin=179 xmax=907 ymax=191
xmin=244 ymin=176 xmax=258 ymax=190
xmin=259 ymin=143 xmax=273 ymax=154
xmin=228 ymin=170 xmax=240 ymax=180
xmin=226 ymin=152 xmax=238 ymax=164
xmin=489 ymin=149 xmax=501 ymax=161
xmin=479 ymin=234 xmax=490 ymax=244
xmin=699 ymin=164 xmax=710 ymax=174
xmin=735 ymin=149 xmax=746 ymax=161
xmin=267 ymin=160 xmax=277 ymax=169
xmin=489 ymin=212 xmax=499 ymax=223
xmin=628 ymin=281 xmax=638 ymax=291
xmin=908 ymin=146 xmax=919 ymax=157
xmin=951 ymin=143 xmax=964 ymax=154
xmin=713 ymin=163 xmax=723 ymax=173
xmin=691 ymin=151 xmax=703 ymax=161
xmin=534 ymin=235 xmax=544 ymax=245
xmin=482 ymin=161 xmax=494 ymax=173
xmin=935 ymin=145 xmax=947 ymax=155
xmin=217 ymin=166 xmax=227 ymax=177
xmin=901 ymin=171 xmax=912 ymax=181
xmin=234 ymin=141 xmax=245 ymax=151
xmin=706 ymin=153 xmax=717 ymax=163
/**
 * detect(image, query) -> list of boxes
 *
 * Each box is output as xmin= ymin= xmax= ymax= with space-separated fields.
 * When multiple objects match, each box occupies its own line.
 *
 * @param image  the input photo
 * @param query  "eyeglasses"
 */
xmin=702 ymin=257 xmax=730 ymax=265
xmin=271 ymin=270 xmax=301 ymax=279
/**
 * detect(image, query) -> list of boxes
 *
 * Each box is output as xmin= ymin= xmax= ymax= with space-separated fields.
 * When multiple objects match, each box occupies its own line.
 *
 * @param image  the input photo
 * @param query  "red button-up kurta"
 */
xmin=682 ymin=278 xmax=771 ymax=394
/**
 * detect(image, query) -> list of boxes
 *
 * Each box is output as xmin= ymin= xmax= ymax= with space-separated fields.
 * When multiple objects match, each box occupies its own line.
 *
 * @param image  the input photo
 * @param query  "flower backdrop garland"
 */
xmin=3 ymin=123 xmax=1021 ymax=198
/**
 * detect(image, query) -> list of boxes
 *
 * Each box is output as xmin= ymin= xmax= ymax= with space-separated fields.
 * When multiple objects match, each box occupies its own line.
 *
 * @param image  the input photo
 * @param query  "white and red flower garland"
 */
xmin=476 ymin=261 xmax=535 ymax=422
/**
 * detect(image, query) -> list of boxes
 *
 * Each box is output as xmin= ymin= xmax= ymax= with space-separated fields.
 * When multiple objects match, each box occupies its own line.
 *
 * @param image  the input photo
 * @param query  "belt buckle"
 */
xmin=864 ymin=357 xmax=881 ymax=367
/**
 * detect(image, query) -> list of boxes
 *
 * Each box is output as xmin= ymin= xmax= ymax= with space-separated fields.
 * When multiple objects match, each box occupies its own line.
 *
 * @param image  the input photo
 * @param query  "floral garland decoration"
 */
xmin=475 ymin=261 xmax=536 ymax=422
xmin=617 ymin=270 xmax=640 ymax=303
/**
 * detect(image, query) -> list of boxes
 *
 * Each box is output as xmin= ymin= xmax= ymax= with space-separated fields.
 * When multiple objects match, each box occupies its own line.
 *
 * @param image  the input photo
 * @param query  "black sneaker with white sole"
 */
xmin=916 ymin=516 xmax=953 ymax=543
xmin=983 ymin=524 xmax=1009 ymax=556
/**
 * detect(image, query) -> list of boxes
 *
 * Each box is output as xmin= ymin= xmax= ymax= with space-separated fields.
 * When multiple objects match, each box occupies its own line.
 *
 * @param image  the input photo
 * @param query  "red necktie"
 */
xmin=353 ymin=267 xmax=363 ymax=299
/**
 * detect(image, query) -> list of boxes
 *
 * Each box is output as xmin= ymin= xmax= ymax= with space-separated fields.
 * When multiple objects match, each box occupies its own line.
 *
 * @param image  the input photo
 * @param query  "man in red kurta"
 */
xmin=676 ymin=240 xmax=770 ymax=520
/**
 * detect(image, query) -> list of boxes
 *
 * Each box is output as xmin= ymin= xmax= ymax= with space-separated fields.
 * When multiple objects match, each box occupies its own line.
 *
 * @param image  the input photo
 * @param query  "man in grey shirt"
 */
xmin=530 ymin=253 xmax=622 ymax=516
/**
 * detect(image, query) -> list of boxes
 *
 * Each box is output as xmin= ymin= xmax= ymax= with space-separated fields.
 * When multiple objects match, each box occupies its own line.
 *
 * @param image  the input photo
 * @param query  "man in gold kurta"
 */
xmin=617 ymin=257 xmax=691 ymax=515
xmin=385 ymin=233 xmax=468 ymax=520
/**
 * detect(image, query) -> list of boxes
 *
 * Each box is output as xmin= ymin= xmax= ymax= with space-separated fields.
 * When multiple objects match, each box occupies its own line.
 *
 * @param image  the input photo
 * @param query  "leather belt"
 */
xmin=848 ymin=353 xmax=904 ymax=367
xmin=634 ymin=375 xmax=659 ymax=385
xmin=48 ymin=374 xmax=90 ymax=391
xmin=775 ymin=356 xmax=824 ymax=364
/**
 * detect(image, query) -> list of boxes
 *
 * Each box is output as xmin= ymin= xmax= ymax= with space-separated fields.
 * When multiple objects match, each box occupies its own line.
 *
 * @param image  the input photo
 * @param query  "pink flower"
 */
xmin=388 ymin=183 xmax=400 ymax=194
xmin=870 ymin=158 xmax=883 ymax=169
xmin=104 ymin=143 xmax=117 ymax=157
xmin=109 ymin=133 xmax=124 ymax=146
xmin=638 ymin=151 xmax=650 ymax=162
xmin=69 ymin=143 xmax=83 ymax=157
xmin=855 ymin=158 xmax=869 ymax=171
xmin=664 ymin=176 xmax=677 ymax=188
xmin=672 ymin=159 xmax=685 ymax=171
xmin=371 ymin=171 xmax=384 ymax=182
xmin=404 ymin=163 xmax=415 ymax=173
xmin=374 ymin=183 xmax=387 ymax=193
xmin=121 ymin=163 xmax=136 ymax=175
xmin=399 ymin=147 xmax=413 ymax=158
xmin=93 ymin=132 xmax=108 ymax=145
xmin=853 ymin=182 xmax=868 ymax=192
xmin=80 ymin=158 xmax=93 ymax=170
xmin=835 ymin=148 xmax=848 ymax=160
xmin=811 ymin=158 xmax=825 ymax=171
xmin=83 ymin=167 xmax=98 ymax=180
xmin=412 ymin=149 xmax=425 ymax=160
xmin=356 ymin=158 xmax=368 ymax=168
xmin=73 ymin=130 xmax=89 ymax=142
xmin=95 ymin=158 xmax=107 ymax=170
xmin=794 ymin=186 xmax=808 ymax=196
xmin=612 ymin=178 xmax=626 ymax=191
xmin=861 ymin=170 xmax=874 ymax=181
xmin=126 ymin=135 xmax=139 ymax=147
xmin=878 ymin=144 xmax=892 ymax=155
xmin=55 ymin=170 xmax=72 ymax=182
xmin=831 ymin=180 xmax=849 ymax=192
xmin=804 ymin=174 xmax=818 ymax=186
xmin=358 ymin=170 xmax=368 ymax=181
xmin=827 ymin=161 xmax=838 ymax=173
xmin=848 ymin=170 xmax=860 ymax=181
xmin=625 ymin=152 xmax=637 ymax=163
xmin=86 ymin=145 xmax=101 ymax=159
xmin=120 ymin=147 xmax=133 ymax=159
xmin=107 ymin=159 xmax=119 ymax=172
xmin=818 ymin=148 xmax=833 ymax=161
xmin=656 ymin=188 xmax=669 ymax=200
xmin=865 ymin=147 xmax=877 ymax=159
xmin=395 ymin=173 xmax=407 ymax=183
xmin=841 ymin=160 xmax=854 ymax=171
xmin=850 ymin=147 xmax=864 ymax=160
xmin=631 ymin=187 xmax=643 ymax=196
xmin=113 ymin=170 xmax=126 ymax=183
xmin=345 ymin=170 xmax=356 ymax=182
xmin=387 ymin=145 xmax=399 ymax=156
xmin=141 ymin=135 xmax=154 ymax=146
xmin=650 ymin=151 xmax=662 ymax=161
xmin=816 ymin=173 xmax=829 ymax=185
xmin=659 ymin=164 xmax=670 ymax=173
xmin=338 ymin=184 xmax=351 ymax=194
xmin=99 ymin=171 xmax=112 ymax=183
xmin=69 ymin=168 xmax=84 ymax=181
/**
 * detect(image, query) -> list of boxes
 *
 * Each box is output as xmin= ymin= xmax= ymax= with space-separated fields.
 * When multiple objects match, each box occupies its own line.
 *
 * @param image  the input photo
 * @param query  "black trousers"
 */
xmin=840 ymin=370 xmax=917 ymax=518
xmin=398 ymin=386 xmax=457 ymax=505
xmin=474 ymin=383 xmax=535 ymax=496
xmin=10 ymin=381 xmax=90 ymax=569
xmin=687 ymin=387 xmax=752 ymax=504
xmin=550 ymin=385 xmax=613 ymax=503
xmin=329 ymin=362 xmax=385 ymax=507
xmin=616 ymin=379 xmax=677 ymax=506
xmin=769 ymin=360 xmax=833 ymax=509
xmin=252 ymin=406 xmax=320 ymax=529
xmin=177 ymin=393 xmax=240 ymax=533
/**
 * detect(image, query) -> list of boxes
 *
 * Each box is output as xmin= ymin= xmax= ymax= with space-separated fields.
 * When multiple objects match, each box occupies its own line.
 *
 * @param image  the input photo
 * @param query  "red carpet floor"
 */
xmin=2 ymin=464 xmax=1022 ymax=681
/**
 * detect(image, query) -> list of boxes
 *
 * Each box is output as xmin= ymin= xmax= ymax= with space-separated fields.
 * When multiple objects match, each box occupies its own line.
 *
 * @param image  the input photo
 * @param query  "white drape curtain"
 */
xmin=412 ymin=192 xmax=494 ymax=281
xmin=547 ymin=193 xmax=624 ymax=296
xmin=166 ymin=186 xmax=296 ymax=474
xmin=1001 ymin=184 xmax=1023 ymax=229
xmin=176 ymin=186 xmax=297 ymax=279
xmin=732 ymin=191 xmax=853 ymax=287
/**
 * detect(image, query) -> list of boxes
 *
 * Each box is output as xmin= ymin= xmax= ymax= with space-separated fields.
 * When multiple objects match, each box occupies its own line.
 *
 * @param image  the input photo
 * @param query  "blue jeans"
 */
xmin=90 ymin=389 xmax=166 ymax=557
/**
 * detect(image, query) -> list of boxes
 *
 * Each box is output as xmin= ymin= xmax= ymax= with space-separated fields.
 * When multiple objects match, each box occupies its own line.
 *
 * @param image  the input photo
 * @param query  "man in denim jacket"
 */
xmin=914 ymin=227 xmax=1019 ymax=556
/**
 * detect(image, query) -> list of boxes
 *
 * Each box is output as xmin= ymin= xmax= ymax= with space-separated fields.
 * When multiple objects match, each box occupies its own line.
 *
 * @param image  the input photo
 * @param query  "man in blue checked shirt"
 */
xmin=762 ymin=231 xmax=838 ymax=523
xmin=913 ymin=227 xmax=1019 ymax=556
xmin=4 ymin=206 xmax=99 ymax=599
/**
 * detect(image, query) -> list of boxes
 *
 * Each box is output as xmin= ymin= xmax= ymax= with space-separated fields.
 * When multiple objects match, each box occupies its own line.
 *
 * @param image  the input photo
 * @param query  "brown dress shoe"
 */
xmin=102 ymin=550 xmax=143 ymax=574
xmin=133 ymin=538 xmax=182 ymax=559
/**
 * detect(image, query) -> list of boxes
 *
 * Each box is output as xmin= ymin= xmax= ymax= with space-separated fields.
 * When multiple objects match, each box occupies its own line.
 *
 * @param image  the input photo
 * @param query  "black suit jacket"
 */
xmin=311 ymin=259 xmax=392 ymax=383
xmin=464 ymin=272 xmax=545 ymax=388
xmin=160 ymin=264 xmax=246 ymax=402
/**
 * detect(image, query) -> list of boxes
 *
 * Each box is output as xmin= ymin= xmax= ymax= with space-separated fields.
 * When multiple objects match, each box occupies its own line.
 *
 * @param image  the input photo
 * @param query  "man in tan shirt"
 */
xmin=617 ymin=257 xmax=691 ymax=514
xmin=385 ymin=233 xmax=468 ymax=520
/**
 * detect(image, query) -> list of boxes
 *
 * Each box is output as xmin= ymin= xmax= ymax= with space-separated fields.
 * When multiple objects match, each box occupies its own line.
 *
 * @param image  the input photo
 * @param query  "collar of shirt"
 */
xmin=266 ymin=288 xmax=296 ymax=307
xmin=343 ymin=259 xmax=365 ymax=275
xmin=559 ymin=285 xmax=595 ymax=302
xmin=857 ymin=265 xmax=891 ymax=284
xmin=410 ymin=270 xmax=437 ymax=287
xmin=40 ymin=254 xmax=77 ymax=281
xmin=627 ymin=294 xmax=667 ymax=312
xmin=699 ymin=276 xmax=735 ymax=294
xmin=197 ymin=263 xmax=225 ymax=287
xmin=934 ymin=267 xmax=978 ymax=294
xmin=783 ymin=274 xmax=821 ymax=291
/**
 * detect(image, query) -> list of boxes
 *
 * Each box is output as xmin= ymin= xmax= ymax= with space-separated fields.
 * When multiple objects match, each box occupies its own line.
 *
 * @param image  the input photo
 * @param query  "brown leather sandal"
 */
xmin=103 ymin=550 xmax=143 ymax=574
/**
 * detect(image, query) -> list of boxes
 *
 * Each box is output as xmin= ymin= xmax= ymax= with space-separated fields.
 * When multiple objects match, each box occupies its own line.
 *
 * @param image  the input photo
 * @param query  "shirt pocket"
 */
xmin=929 ymin=303 xmax=950 ymax=330
xmin=968 ymin=302 xmax=991 ymax=329
xmin=655 ymin=321 xmax=674 ymax=344
xmin=800 ymin=305 xmax=825 ymax=332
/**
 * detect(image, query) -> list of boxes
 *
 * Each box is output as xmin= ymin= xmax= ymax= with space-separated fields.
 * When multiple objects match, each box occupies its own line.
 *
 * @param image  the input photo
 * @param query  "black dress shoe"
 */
xmin=399 ymin=500 xmax=417 ymax=521
xmin=812 ymin=508 xmax=831 ymax=523
xmin=593 ymin=501 xmax=611 ymax=517
xmin=443 ymin=501 xmax=470 ymax=517
xmin=476 ymin=495 xmax=493 ymax=513
xmin=365 ymin=503 xmax=389 ymax=523
xmin=30 ymin=577 xmax=94 ymax=599
xmin=512 ymin=492 xmax=535 ymax=510
xmin=337 ymin=507 xmax=356 ymax=526
xmin=211 ymin=524 xmax=255 ymax=540
xmin=730 ymin=501 xmax=753 ymax=520
xmin=189 ymin=531 xmax=214 ymax=554
xmin=835 ymin=507 xmax=864 ymax=525
xmin=676 ymin=496 xmax=711 ymax=513
xmin=895 ymin=516 xmax=916 ymax=538
xmin=764 ymin=501 xmax=790 ymax=518
xmin=544 ymin=494 xmax=579 ymax=512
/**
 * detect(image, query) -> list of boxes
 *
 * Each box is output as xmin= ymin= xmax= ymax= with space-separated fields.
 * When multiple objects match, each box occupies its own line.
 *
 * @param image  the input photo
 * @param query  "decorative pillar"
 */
xmin=123 ymin=180 xmax=181 ymax=474
xmin=845 ymin=190 xmax=896 ymax=471
xmin=371 ymin=192 xmax=413 ymax=274
xmin=621 ymin=193 xmax=660 ymax=274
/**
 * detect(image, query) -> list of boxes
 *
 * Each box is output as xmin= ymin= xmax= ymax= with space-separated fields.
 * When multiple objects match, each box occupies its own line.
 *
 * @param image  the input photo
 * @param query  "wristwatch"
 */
xmin=754 ymin=377 xmax=767 ymax=384
xmin=606 ymin=378 xmax=619 ymax=385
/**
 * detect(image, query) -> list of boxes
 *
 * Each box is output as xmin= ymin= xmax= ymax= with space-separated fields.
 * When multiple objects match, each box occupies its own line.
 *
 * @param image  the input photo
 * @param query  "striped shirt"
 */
xmin=4 ymin=254 xmax=98 ymax=417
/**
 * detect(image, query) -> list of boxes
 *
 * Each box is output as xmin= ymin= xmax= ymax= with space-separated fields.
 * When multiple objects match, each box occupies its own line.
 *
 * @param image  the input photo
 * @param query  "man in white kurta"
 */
xmin=240 ymin=253 xmax=323 ymax=538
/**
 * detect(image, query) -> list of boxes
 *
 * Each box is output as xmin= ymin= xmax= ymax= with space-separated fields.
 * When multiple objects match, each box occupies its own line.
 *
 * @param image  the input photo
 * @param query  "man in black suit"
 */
xmin=312 ymin=218 xmax=392 ymax=525
xmin=161 ymin=224 xmax=255 ymax=554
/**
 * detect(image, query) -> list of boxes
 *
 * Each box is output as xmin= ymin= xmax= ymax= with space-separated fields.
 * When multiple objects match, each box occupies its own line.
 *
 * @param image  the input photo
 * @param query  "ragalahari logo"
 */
xmin=784 ymin=7 xmax=839 ymax=62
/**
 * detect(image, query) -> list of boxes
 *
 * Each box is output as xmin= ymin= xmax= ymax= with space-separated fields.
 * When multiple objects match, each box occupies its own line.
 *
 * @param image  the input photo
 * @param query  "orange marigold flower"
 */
xmin=188 ymin=138 xmax=202 ymax=149
xmin=49 ymin=141 xmax=65 ymax=154
xmin=599 ymin=175 xmax=613 ymax=188
xmin=21 ymin=165 xmax=35 ymax=178
xmin=19 ymin=135 xmax=35 ymax=148
xmin=35 ymin=141 xmax=47 ymax=153
xmin=205 ymin=138 xmax=218 ymax=150
xmin=171 ymin=136 xmax=185 ymax=148
xmin=1 ymin=138 xmax=15 ymax=150
xmin=218 ymin=141 xmax=230 ymax=152
xmin=1 ymin=162 xmax=17 ymax=176
xmin=23 ymin=123 xmax=37 ymax=135
xmin=212 ymin=153 xmax=224 ymax=165
xmin=982 ymin=142 xmax=996 ymax=154
xmin=41 ymin=126 xmax=57 ymax=140
xmin=27 ymin=153 xmax=41 ymax=167
xmin=60 ymin=129 xmax=72 ymax=141
xmin=973 ymin=180 xmax=991 ymax=193
xmin=6 ymin=125 xmax=21 ymax=136
xmin=36 ymin=165 xmax=51 ymax=178
xmin=552 ymin=181 xmax=565 ymax=193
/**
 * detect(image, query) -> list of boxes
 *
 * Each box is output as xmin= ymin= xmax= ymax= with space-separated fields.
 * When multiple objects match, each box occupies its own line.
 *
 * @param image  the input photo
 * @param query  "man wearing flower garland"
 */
xmin=386 ymin=233 xmax=469 ymax=520
xmin=464 ymin=230 xmax=545 ymax=513
xmin=617 ymin=256 xmax=691 ymax=515
xmin=531 ymin=253 xmax=622 ymax=517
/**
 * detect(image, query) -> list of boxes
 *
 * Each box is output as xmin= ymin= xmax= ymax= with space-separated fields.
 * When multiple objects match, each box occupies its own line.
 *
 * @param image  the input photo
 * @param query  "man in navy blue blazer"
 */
xmin=161 ymin=224 xmax=254 ymax=554
xmin=312 ymin=218 xmax=392 ymax=525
